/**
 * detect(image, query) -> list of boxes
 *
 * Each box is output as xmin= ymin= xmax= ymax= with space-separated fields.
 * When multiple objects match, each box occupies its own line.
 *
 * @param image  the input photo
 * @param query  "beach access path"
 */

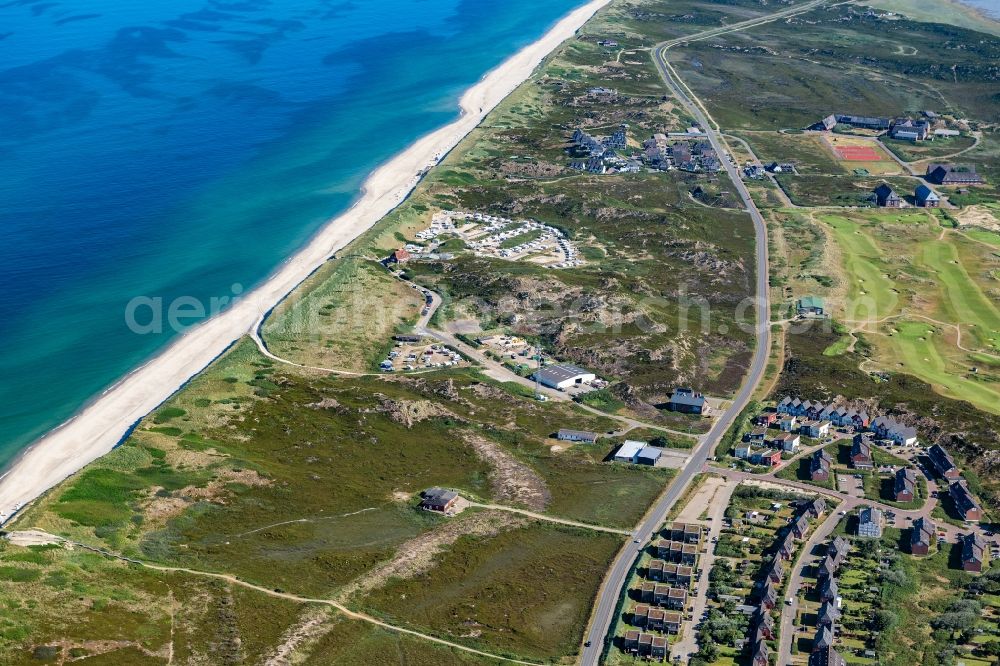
xmin=0 ymin=0 xmax=613 ymax=525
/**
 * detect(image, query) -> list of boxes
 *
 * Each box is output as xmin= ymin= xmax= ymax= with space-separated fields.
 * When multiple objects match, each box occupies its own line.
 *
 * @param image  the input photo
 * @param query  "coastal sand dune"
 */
xmin=0 ymin=0 xmax=611 ymax=523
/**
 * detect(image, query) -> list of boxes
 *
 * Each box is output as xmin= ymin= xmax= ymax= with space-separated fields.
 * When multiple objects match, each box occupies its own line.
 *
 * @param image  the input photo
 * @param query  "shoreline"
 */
xmin=0 ymin=0 xmax=611 ymax=525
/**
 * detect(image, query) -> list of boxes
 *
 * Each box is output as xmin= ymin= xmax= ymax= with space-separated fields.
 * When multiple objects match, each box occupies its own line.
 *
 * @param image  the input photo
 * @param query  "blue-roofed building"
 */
xmin=667 ymin=387 xmax=708 ymax=415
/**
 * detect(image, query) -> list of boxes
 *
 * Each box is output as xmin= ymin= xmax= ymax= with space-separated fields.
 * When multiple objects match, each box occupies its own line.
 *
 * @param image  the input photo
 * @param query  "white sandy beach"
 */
xmin=0 ymin=0 xmax=611 ymax=524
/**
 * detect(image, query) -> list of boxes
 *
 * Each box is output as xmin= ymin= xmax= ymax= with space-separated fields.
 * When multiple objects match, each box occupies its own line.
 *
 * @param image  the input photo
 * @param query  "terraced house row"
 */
xmin=622 ymin=522 xmax=705 ymax=661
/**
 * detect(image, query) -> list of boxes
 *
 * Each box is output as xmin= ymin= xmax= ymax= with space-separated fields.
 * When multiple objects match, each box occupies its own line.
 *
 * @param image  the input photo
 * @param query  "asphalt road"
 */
xmin=578 ymin=37 xmax=773 ymax=666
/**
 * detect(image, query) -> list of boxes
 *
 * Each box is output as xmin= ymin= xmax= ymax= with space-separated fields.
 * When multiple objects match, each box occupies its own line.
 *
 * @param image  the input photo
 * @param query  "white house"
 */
xmin=613 ymin=440 xmax=645 ymax=463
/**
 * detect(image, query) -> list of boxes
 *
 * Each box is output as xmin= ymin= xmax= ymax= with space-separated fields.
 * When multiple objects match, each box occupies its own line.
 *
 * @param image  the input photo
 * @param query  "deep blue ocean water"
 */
xmin=0 ymin=0 xmax=585 ymax=468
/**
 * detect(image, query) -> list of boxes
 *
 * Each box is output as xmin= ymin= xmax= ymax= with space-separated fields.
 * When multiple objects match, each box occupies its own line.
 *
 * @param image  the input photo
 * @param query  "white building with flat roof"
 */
xmin=613 ymin=440 xmax=645 ymax=463
xmin=533 ymin=364 xmax=596 ymax=390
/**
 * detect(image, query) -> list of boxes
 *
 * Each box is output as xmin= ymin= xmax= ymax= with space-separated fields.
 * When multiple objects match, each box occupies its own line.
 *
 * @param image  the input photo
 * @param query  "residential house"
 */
xmin=818 ymin=576 xmax=839 ymax=603
xmin=793 ymin=514 xmax=810 ymax=539
xmin=670 ymin=522 xmax=702 ymax=544
xmin=387 ymin=248 xmax=411 ymax=264
xmin=639 ymin=581 xmax=655 ymax=603
xmin=806 ymin=498 xmax=827 ymax=518
xmin=631 ymin=604 xmax=650 ymax=626
xmin=928 ymin=444 xmax=960 ymax=479
xmin=816 ymin=601 xmax=841 ymax=627
xmin=778 ymin=531 xmax=796 ymax=561
xmin=666 ymin=587 xmax=687 ymax=610
xmin=556 ymin=429 xmax=598 ymax=444
xmin=664 ymin=612 xmax=682 ymax=635
xmin=816 ymin=114 xmax=838 ymax=131
xmin=647 ymin=559 xmax=665 ymax=581
xmin=759 ymin=581 xmax=778 ymax=610
xmin=780 ymin=415 xmax=799 ymax=432
xmin=748 ymin=426 xmax=768 ymax=443
xmin=871 ymin=416 xmax=918 ymax=446
xmin=772 ymin=432 xmax=801 ymax=453
xmin=830 ymin=536 xmax=851 ymax=565
xmin=651 ymin=636 xmax=668 ymax=661
xmin=419 ymin=487 xmax=459 ymax=513
xmin=798 ymin=295 xmax=826 ymax=317
xmin=646 ymin=608 xmax=665 ymax=631
xmin=777 ymin=396 xmax=802 ymax=415
xmin=801 ymin=420 xmax=831 ymax=438
xmin=915 ymin=184 xmax=940 ymax=207
xmin=756 ymin=411 xmax=779 ymax=426
xmin=810 ymin=646 xmax=848 ymax=666
xmin=857 ymin=506 xmax=884 ymax=538
xmin=850 ymin=434 xmax=874 ymax=470
xmin=623 ymin=630 xmax=640 ymax=652
xmin=950 ymin=481 xmax=981 ymax=522
xmin=874 ymin=183 xmax=902 ymax=208
xmin=910 ymin=516 xmax=935 ymax=556
xmin=816 ymin=555 xmax=837 ymax=581
xmin=751 ymin=449 xmax=782 ymax=467
xmin=810 ymin=449 xmax=833 ymax=482
xmin=752 ymin=607 xmax=775 ymax=640
xmin=890 ymin=117 xmax=930 ymax=140
xmin=894 ymin=468 xmax=917 ymax=502
xmin=673 ymin=565 xmax=693 ymax=586
xmin=636 ymin=446 xmax=662 ymax=466
xmin=751 ymin=639 xmax=769 ymax=666
xmin=653 ymin=584 xmax=672 ymax=606
xmin=668 ymin=387 xmax=708 ymax=414
xmin=638 ymin=632 xmax=653 ymax=657
xmin=926 ymin=163 xmax=984 ymax=185
xmin=962 ymin=532 xmax=987 ymax=573
xmin=766 ymin=556 xmax=785 ymax=584
xmin=813 ymin=625 xmax=834 ymax=653
xmin=735 ymin=443 xmax=752 ymax=460
xmin=613 ymin=440 xmax=645 ymax=464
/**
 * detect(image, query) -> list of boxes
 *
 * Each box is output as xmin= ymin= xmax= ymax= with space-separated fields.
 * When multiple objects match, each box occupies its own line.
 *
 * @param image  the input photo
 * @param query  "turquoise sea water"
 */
xmin=0 ymin=0 xmax=586 ymax=468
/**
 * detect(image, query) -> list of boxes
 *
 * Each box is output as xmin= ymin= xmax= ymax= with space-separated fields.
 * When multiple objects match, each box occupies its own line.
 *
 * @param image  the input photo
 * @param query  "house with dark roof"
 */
xmin=752 ymin=607 xmax=775 ymax=640
xmin=670 ymin=522 xmax=702 ymax=544
xmin=926 ymin=163 xmax=984 ymax=185
xmin=962 ymin=532 xmax=987 ymax=572
xmin=813 ymin=625 xmax=834 ymax=652
xmin=874 ymin=183 xmax=902 ymax=208
xmin=894 ymin=467 xmax=917 ymax=502
xmin=759 ymin=581 xmax=778 ymax=609
xmin=751 ymin=639 xmax=769 ymax=666
xmin=910 ymin=516 xmax=935 ymax=556
xmin=817 ymin=601 xmax=841 ymax=627
xmin=928 ymin=444 xmax=960 ymax=479
xmin=751 ymin=449 xmax=782 ymax=467
xmin=793 ymin=515 xmax=810 ymax=539
xmin=830 ymin=536 xmax=851 ymax=564
xmin=915 ymin=184 xmax=940 ymax=207
xmin=850 ymin=435 xmax=873 ymax=470
xmin=778 ymin=530 xmax=797 ymax=561
xmin=816 ymin=114 xmax=838 ymax=131
xmin=810 ymin=449 xmax=832 ymax=482
xmin=419 ymin=487 xmax=459 ymax=513
xmin=817 ymin=555 xmax=837 ymax=581
xmin=667 ymin=387 xmax=708 ymax=414
xmin=623 ymin=630 xmax=640 ymax=652
xmin=631 ymin=603 xmax=650 ymax=626
xmin=818 ymin=576 xmax=839 ymax=603
xmin=810 ymin=646 xmax=848 ymax=666
xmin=836 ymin=114 xmax=891 ymax=130
xmin=950 ymin=481 xmax=981 ymax=522
xmin=766 ymin=556 xmax=785 ymax=583
xmin=857 ymin=506 xmax=884 ymax=538
xmin=806 ymin=498 xmax=827 ymax=518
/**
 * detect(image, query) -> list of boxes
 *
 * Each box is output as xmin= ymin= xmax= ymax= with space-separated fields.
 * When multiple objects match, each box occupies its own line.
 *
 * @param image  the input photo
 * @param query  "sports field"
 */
xmin=835 ymin=145 xmax=881 ymax=161
xmin=823 ymin=134 xmax=900 ymax=175
xmin=815 ymin=209 xmax=1000 ymax=413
